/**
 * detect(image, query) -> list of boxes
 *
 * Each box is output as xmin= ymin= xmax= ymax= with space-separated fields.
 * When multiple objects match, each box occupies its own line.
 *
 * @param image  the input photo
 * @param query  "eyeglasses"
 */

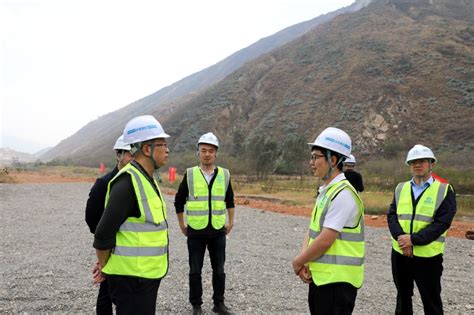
xmin=152 ymin=142 xmax=168 ymax=148
xmin=408 ymin=158 xmax=429 ymax=165
xmin=310 ymin=154 xmax=325 ymax=161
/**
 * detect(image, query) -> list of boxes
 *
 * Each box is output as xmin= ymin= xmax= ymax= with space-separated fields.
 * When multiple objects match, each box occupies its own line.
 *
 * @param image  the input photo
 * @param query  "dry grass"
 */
xmin=230 ymin=178 xmax=473 ymax=219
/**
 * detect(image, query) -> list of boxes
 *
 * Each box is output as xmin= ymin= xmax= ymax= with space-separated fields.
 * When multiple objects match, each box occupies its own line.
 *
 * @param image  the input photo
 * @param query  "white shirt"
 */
xmin=199 ymin=166 xmax=214 ymax=184
xmin=317 ymin=173 xmax=360 ymax=232
xmin=410 ymin=176 xmax=433 ymax=200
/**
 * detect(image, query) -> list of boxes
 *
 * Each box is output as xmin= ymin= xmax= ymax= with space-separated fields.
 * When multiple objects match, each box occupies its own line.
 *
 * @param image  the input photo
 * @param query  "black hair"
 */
xmin=311 ymin=146 xmax=345 ymax=171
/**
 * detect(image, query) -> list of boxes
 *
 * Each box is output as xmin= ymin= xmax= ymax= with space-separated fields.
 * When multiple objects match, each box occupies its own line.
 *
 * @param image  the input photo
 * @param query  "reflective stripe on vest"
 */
xmin=102 ymin=163 xmax=168 ymax=279
xmin=392 ymin=180 xmax=449 ymax=257
xmin=185 ymin=166 xmax=229 ymax=230
xmin=308 ymin=180 xmax=365 ymax=288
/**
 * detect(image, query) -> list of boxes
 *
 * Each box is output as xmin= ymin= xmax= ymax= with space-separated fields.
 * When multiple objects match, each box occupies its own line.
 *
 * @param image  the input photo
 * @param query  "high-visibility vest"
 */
xmin=308 ymin=180 xmax=365 ymax=288
xmin=185 ymin=166 xmax=229 ymax=230
xmin=102 ymin=163 xmax=168 ymax=279
xmin=392 ymin=180 xmax=450 ymax=257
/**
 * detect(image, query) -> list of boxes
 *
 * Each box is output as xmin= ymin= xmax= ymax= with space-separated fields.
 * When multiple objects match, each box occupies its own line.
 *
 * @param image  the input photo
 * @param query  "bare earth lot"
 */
xmin=1 ymin=183 xmax=473 ymax=314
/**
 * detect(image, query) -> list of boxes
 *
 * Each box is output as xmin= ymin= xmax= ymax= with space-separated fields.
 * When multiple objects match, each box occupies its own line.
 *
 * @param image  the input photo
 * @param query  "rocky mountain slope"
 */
xmin=162 ymin=0 xmax=474 ymax=156
xmin=42 ymin=0 xmax=369 ymax=164
xmin=44 ymin=0 xmax=474 ymax=165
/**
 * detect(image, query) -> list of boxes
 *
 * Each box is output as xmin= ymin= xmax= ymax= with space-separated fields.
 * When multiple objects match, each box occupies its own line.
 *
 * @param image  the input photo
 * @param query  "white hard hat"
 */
xmin=308 ymin=127 xmax=351 ymax=158
xmin=406 ymin=144 xmax=437 ymax=165
xmin=113 ymin=135 xmax=131 ymax=151
xmin=345 ymin=154 xmax=356 ymax=164
xmin=198 ymin=132 xmax=219 ymax=148
xmin=123 ymin=115 xmax=169 ymax=145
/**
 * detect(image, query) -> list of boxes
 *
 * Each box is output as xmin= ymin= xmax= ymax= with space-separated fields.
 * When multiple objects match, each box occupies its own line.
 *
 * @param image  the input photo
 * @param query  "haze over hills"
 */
xmin=0 ymin=148 xmax=38 ymax=166
xmin=41 ymin=0 xmax=370 ymax=165
xmin=44 ymin=0 xmax=473 ymax=166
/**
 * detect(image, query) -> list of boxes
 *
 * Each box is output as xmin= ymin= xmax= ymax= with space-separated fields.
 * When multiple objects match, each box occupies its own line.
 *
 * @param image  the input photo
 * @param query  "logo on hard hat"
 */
xmin=127 ymin=125 xmax=158 ymax=135
xmin=324 ymin=136 xmax=351 ymax=149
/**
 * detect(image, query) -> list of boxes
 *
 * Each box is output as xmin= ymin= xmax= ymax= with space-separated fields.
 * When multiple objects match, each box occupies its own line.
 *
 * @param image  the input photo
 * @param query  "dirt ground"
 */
xmin=4 ymin=170 xmax=473 ymax=239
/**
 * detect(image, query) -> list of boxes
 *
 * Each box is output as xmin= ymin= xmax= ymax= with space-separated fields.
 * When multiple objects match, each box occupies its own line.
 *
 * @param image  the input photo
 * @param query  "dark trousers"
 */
xmin=188 ymin=234 xmax=226 ymax=306
xmin=308 ymin=281 xmax=357 ymax=315
xmin=96 ymin=279 xmax=113 ymax=315
xmin=391 ymin=250 xmax=444 ymax=315
xmin=107 ymin=275 xmax=161 ymax=315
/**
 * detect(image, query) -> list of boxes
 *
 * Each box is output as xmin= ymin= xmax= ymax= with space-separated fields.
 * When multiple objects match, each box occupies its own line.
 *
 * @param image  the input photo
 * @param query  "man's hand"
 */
xmin=402 ymin=246 xmax=413 ymax=258
xmin=92 ymin=261 xmax=106 ymax=284
xmin=225 ymin=222 xmax=234 ymax=235
xmin=297 ymin=265 xmax=312 ymax=284
xmin=397 ymin=234 xmax=413 ymax=249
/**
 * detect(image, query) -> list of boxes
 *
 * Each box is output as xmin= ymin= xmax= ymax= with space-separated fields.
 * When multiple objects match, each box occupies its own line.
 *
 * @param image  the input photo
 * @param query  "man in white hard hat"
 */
xmin=85 ymin=135 xmax=132 ymax=315
xmin=343 ymin=154 xmax=364 ymax=193
xmin=93 ymin=115 xmax=170 ymax=314
xmin=292 ymin=127 xmax=365 ymax=314
xmin=387 ymin=144 xmax=456 ymax=314
xmin=174 ymin=132 xmax=235 ymax=315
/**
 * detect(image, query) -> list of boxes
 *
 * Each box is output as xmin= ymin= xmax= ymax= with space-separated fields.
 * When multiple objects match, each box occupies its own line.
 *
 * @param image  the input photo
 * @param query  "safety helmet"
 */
xmin=198 ymin=132 xmax=219 ymax=149
xmin=123 ymin=115 xmax=169 ymax=145
xmin=308 ymin=127 xmax=351 ymax=158
xmin=405 ymin=144 xmax=437 ymax=165
xmin=345 ymin=154 xmax=356 ymax=165
xmin=113 ymin=135 xmax=131 ymax=151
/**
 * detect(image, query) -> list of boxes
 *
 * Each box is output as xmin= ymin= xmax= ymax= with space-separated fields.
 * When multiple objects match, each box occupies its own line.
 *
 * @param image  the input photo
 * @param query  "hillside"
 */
xmin=43 ymin=0 xmax=474 ymax=165
xmin=41 ymin=0 xmax=369 ymax=165
xmin=161 ymin=0 xmax=474 ymax=157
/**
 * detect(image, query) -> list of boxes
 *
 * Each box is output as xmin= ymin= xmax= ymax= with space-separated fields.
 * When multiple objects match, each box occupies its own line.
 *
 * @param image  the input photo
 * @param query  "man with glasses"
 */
xmin=387 ymin=144 xmax=456 ymax=314
xmin=85 ymin=135 xmax=132 ymax=314
xmin=93 ymin=115 xmax=170 ymax=314
xmin=292 ymin=127 xmax=365 ymax=314
xmin=174 ymin=132 xmax=235 ymax=315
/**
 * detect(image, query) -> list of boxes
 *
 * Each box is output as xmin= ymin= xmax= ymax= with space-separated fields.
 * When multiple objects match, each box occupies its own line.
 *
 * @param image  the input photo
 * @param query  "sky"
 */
xmin=1 ymin=0 xmax=354 ymax=154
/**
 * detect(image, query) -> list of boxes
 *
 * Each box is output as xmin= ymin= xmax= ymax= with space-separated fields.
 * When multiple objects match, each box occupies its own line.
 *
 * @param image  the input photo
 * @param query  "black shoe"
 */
xmin=212 ymin=302 xmax=232 ymax=315
xmin=192 ymin=305 xmax=202 ymax=315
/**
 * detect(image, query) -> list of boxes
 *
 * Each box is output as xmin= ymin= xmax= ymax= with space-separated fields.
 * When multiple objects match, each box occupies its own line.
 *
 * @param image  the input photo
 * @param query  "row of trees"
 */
xmin=167 ymin=133 xmax=310 ymax=180
xmin=225 ymin=133 xmax=309 ymax=179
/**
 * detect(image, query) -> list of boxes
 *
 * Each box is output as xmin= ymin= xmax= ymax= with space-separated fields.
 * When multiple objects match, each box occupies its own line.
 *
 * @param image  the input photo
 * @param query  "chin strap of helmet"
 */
xmin=322 ymin=151 xmax=345 ymax=181
xmin=133 ymin=142 xmax=160 ymax=170
xmin=149 ymin=143 xmax=160 ymax=170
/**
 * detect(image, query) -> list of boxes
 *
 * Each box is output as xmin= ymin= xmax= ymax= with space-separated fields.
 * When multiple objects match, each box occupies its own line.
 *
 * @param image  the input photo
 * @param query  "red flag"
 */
xmin=432 ymin=172 xmax=448 ymax=183
xmin=100 ymin=162 xmax=105 ymax=174
xmin=169 ymin=167 xmax=176 ymax=182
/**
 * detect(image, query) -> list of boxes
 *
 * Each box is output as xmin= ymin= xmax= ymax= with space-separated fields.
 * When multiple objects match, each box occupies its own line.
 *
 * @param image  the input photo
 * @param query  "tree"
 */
xmin=246 ymin=135 xmax=278 ymax=179
xmin=231 ymin=128 xmax=245 ymax=157
xmin=275 ymin=134 xmax=308 ymax=176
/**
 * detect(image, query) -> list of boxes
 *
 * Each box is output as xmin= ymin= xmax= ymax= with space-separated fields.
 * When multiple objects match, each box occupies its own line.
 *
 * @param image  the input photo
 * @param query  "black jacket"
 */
xmin=387 ymin=181 xmax=457 ymax=246
xmin=85 ymin=167 xmax=119 ymax=233
xmin=344 ymin=170 xmax=364 ymax=193
xmin=93 ymin=161 xmax=157 ymax=250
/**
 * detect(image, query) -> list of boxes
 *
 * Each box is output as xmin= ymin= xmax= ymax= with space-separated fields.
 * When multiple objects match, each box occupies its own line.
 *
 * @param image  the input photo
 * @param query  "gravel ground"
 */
xmin=0 ymin=182 xmax=473 ymax=314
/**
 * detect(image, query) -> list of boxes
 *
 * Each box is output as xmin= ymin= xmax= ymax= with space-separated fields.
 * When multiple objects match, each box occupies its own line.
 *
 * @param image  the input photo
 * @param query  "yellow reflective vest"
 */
xmin=185 ymin=166 xmax=230 ymax=230
xmin=392 ymin=180 xmax=450 ymax=257
xmin=102 ymin=163 xmax=168 ymax=279
xmin=308 ymin=179 xmax=365 ymax=288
